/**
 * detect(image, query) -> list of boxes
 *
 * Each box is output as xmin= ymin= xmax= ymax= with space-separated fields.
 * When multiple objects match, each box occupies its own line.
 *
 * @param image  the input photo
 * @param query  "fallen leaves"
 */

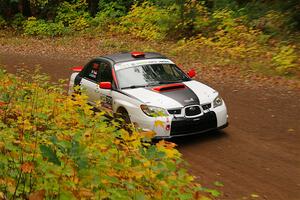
xmin=287 ymin=128 xmax=295 ymax=132
xmin=20 ymin=162 xmax=35 ymax=174
xmin=28 ymin=190 xmax=45 ymax=200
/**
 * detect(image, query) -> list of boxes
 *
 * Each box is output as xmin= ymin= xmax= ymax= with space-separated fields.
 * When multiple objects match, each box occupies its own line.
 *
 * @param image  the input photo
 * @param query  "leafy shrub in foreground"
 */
xmin=0 ymin=69 xmax=211 ymax=199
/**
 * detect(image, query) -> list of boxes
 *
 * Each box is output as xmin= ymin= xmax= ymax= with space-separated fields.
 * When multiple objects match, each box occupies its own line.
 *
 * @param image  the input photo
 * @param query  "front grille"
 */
xmin=202 ymin=103 xmax=211 ymax=110
xmin=171 ymin=111 xmax=217 ymax=135
xmin=185 ymin=105 xmax=201 ymax=116
xmin=168 ymin=109 xmax=181 ymax=115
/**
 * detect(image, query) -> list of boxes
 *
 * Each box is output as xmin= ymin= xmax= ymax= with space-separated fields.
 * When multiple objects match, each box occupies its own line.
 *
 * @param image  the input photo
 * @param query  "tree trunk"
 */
xmin=88 ymin=0 xmax=98 ymax=16
xmin=20 ymin=0 xmax=31 ymax=17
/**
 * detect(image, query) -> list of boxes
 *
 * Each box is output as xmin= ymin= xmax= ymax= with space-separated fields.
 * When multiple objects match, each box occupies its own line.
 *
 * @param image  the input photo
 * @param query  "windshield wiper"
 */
xmin=121 ymin=84 xmax=148 ymax=89
xmin=157 ymin=80 xmax=182 ymax=84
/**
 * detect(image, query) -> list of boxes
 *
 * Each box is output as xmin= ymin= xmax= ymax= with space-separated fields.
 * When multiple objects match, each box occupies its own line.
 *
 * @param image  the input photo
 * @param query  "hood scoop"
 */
xmin=152 ymin=83 xmax=186 ymax=92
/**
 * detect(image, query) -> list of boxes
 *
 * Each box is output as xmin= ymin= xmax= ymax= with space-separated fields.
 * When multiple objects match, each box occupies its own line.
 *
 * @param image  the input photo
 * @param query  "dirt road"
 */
xmin=1 ymin=53 xmax=299 ymax=200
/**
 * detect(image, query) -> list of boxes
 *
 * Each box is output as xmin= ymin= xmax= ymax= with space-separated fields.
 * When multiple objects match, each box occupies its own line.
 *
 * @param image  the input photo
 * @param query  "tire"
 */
xmin=116 ymin=108 xmax=131 ymax=124
xmin=115 ymin=108 xmax=134 ymax=134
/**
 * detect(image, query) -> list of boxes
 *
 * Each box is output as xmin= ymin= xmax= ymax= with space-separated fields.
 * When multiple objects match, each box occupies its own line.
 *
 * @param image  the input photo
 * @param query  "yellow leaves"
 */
xmin=140 ymin=130 xmax=155 ymax=138
xmin=154 ymin=120 xmax=164 ymax=128
xmin=251 ymin=193 xmax=260 ymax=198
xmin=199 ymin=196 xmax=212 ymax=200
xmin=21 ymin=162 xmax=35 ymax=174
xmin=156 ymin=140 xmax=179 ymax=158
xmin=143 ymin=161 xmax=151 ymax=167
xmin=272 ymin=44 xmax=298 ymax=75
xmin=0 ymin=192 xmax=4 ymax=199
xmin=0 ymin=69 xmax=209 ymax=199
xmin=156 ymin=140 xmax=177 ymax=149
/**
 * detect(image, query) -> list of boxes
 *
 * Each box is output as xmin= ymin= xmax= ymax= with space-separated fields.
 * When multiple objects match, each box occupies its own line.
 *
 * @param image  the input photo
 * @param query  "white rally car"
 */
xmin=68 ymin=52 xmax=228 ymax=138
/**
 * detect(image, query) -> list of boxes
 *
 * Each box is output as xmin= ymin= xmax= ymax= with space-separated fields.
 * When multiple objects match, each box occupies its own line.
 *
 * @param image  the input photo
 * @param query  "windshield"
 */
xmin=116 ymin=64 xmax=190 ymax=89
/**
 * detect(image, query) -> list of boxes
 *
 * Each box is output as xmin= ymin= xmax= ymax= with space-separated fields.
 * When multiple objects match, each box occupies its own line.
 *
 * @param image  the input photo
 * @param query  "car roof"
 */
xmin=100 ymin=52 xmax=168 ymax=64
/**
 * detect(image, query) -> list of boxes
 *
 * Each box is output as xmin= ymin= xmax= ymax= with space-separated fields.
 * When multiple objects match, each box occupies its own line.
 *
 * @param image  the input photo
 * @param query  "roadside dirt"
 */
xmin=1 ymin=51 xmax=299 ymax=200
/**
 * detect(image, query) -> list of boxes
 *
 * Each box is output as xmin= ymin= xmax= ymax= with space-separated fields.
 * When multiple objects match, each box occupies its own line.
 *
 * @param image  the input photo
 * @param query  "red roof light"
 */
xmin=131 ymin=51 xmax=145 ymax=58
xmin=71 ymin=66 xmax=83 ymax=72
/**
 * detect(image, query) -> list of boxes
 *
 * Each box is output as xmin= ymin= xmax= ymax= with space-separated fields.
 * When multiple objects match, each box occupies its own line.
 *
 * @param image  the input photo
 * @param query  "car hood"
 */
xmin=122 ymin=80 xmax=217 ymax=109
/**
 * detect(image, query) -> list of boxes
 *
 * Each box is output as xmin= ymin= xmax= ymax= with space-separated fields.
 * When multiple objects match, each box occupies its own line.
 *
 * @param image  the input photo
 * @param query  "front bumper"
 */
xmin=132 ymin=103 xmax=228 ymax=139
xmin=153 ymin=112 xmax=228 ymax=139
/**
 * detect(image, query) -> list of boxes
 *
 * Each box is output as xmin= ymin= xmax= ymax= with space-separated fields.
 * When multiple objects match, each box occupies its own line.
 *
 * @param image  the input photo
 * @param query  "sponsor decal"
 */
xmin=115 ymin=59 xmax=174 ymax=70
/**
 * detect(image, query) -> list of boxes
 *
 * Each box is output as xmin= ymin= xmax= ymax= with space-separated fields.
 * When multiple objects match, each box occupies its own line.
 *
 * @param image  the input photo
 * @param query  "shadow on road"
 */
xmin=169 ymin=130 xmax=229 ymax=147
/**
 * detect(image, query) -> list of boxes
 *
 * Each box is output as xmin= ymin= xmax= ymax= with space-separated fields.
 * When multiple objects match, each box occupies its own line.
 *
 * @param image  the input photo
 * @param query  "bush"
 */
xmin=116 ymin=2 xmax=176 ymax=40
xmin=55 ymin=0 xmax=91 ymax=32
xmin=0 ymin=69 xmax=211 ymax=199
xmin=90 ymin=2 xmax=127 ymax=29
xmin=11 ymin=13 xmax=26 ymax=30
xmin=272 ymin=44 xmax=299 ymax=75
xmin=23 ymin=17 xmax=68 ymax=37
xmin=175 ymin=9 xmax=269 ymax=61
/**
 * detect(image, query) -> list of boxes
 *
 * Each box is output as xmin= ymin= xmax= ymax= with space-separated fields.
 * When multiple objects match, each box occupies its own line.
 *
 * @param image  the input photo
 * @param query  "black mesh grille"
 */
xmin=168 ymin=109 xmax=181 ymax=115
xmin=185 ymin=106 xmax=201 ymax=116
xmin=202 ymin=103 xmax=211 ymax=110
xmin=171 ymin=111 xmax=217 ymax=135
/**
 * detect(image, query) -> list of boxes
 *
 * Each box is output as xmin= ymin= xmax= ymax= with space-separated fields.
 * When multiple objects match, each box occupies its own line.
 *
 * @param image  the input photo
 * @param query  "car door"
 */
xmin=97 ymin=61 xmax=114 ymax=110
xmin=80 ymin=60 xmax=114 ymax=109
xmin=80 ymin=61 xmax=101 ymax=104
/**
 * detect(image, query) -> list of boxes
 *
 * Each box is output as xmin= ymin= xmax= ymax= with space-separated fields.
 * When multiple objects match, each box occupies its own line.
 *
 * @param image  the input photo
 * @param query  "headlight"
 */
xmin=213 ymin=95 xmax=223 ymax=108
xmin=140 ymin=105 xmax=168 ymax=117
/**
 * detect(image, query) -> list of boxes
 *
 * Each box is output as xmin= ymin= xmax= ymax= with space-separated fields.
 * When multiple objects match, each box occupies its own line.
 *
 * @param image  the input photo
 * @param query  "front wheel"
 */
xmin=115 ymin=108 xmax=131 ymax=124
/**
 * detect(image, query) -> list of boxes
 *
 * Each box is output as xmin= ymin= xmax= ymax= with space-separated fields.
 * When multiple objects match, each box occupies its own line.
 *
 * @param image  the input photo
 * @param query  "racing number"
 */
xmin=101 ymin=95 xmax=113 ymax=109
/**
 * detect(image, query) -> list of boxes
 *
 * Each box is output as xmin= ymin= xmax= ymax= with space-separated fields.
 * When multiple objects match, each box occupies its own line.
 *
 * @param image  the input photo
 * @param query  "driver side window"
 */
xmin=82 ymin=61 xmax=113 ymax=83
xmin=99 ymin=62 xmax=113 ymax=82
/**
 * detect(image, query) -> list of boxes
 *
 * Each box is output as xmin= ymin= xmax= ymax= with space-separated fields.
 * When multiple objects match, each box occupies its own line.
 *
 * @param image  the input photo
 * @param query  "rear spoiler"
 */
xmin=70 ymin=66 xmax=83 ymax=72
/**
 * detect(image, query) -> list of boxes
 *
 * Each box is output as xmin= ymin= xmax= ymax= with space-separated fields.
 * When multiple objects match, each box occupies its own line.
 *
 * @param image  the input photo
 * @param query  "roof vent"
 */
xmin=152 ymin=83 xmax=186 ymax=92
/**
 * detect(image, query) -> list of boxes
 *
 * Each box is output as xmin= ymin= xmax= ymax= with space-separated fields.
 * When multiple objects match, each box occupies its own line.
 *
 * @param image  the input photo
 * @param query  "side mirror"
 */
xmin=187 ymin=69 xmax=196 ymax=78
xmin=99 ymin=82 xmax=112 ymax=89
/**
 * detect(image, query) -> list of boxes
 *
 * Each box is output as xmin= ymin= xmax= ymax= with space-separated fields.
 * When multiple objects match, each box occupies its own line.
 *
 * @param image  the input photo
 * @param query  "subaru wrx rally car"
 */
xmin=68 ymin=52 xmax=228 ymax=138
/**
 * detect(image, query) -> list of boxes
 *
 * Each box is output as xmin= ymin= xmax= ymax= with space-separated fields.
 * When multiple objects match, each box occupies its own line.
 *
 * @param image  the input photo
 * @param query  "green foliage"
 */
xmin=272 ymin=44 xmax=299 ymax=75
xmin=11 ymin=13 xmax=26 ymax=30
xmin=175 ymin=9 xmax=268 ymax=60
xmin=23 ymin=17 xmax=67 ymax=37
xmin=90 ymin=2 xmax=126 ymax=29
xmin=29 ymin=0 xmax=49 ymax=7
xmin=55 ymin=0 xmax=91 ymax=31
xmin=0 ymin=69 xmax=209 ymax=199
xmin=116 ymin=2 xmax=176 ymax=40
